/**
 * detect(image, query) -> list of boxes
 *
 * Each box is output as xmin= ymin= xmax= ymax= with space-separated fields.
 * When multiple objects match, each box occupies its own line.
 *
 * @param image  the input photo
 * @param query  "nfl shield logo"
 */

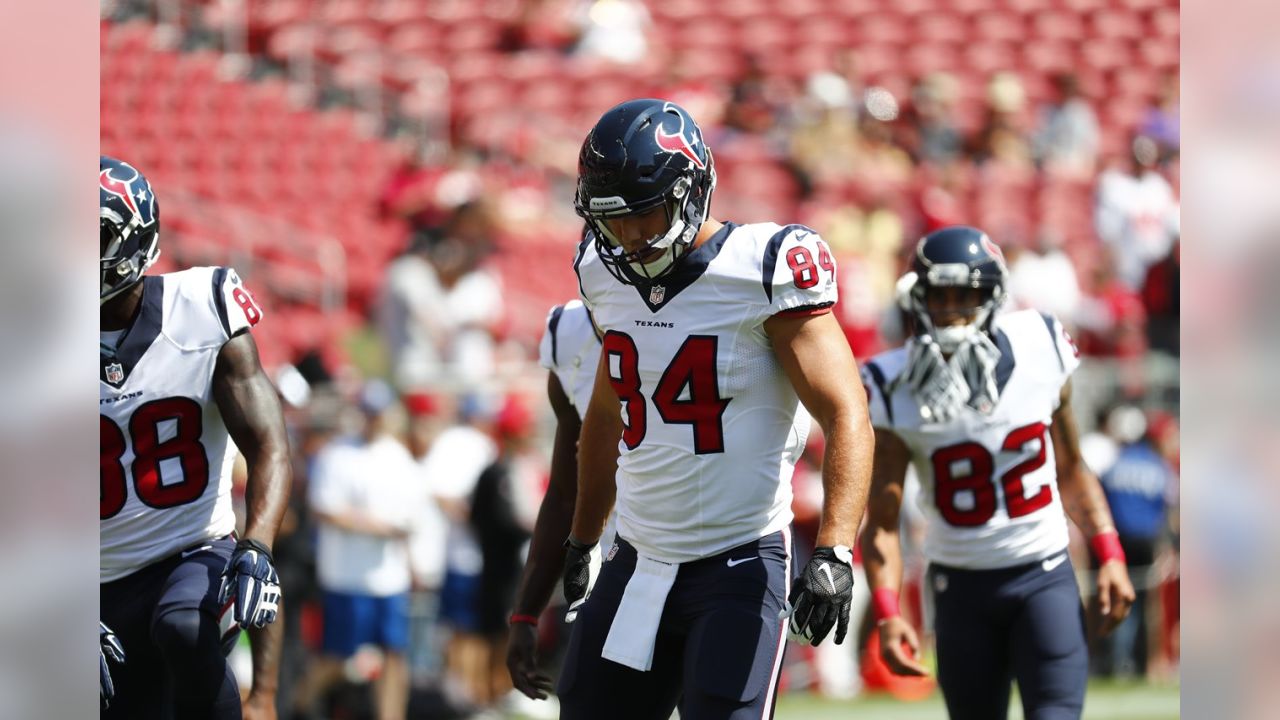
xmin=649 ymin=284 xmax=666 ymax=304
xmin=106 ymin=362 xmax=124 ymax=384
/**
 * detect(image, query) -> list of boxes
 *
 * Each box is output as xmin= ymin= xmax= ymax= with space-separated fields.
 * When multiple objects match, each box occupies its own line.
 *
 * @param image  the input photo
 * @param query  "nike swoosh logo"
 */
xmin=726 ymin=556 xmax=759 ymax=567
xmin=819 ymin=562 xmax=836 ymax=592
xmin=1042 ymin=554 xmax=1067 ymax=572
xmin=182 ymin=545 xmax=213 ymax=559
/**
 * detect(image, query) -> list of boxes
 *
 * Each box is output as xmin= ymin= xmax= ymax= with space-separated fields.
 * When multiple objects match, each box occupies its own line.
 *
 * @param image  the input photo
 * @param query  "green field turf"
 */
xmin=773 ymin=679 xmax=1179 ymax=719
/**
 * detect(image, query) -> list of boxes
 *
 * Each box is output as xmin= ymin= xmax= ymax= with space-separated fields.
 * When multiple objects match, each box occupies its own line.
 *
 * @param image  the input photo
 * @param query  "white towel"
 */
xmin=601 ymin=554 xmax=678 ymax=671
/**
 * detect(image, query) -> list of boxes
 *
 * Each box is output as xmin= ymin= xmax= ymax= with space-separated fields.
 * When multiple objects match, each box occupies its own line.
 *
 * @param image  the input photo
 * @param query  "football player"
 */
xmin=559 ymin=98 xmax=875 ymax=719
xmin=99 ymin=155 xmax=291 ymax=718
xmin=505 ymin=297 xmax=605 ymax=700
xmin=859 ymin=226 xmax=1136 ymax=719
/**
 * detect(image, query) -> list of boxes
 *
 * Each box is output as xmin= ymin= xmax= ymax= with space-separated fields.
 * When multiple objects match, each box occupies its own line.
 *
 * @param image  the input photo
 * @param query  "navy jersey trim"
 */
xmin=774 ymin=301 xmax=835 ymax=317
xmin=573 ymin=231 xmax=592 ymax=307
xmin=1038 ymin=312 xmax=1066 ymax=373
xmin=633 ymin=221 xmax=736 ymax=313
xmin=993 ymin=328 xmax=1016 ymax=393
xmin=761 ymin=224 xmax=810 ymax=304
xmin=101 ymin=275 xmax=164 ymax=387
xmin=211 ymin=267 xmax=232 ymax=339
xmin=547 ymin=304 xmax=566 ymax=367
xmin=864 ymin=360 xmax=894 ymax=425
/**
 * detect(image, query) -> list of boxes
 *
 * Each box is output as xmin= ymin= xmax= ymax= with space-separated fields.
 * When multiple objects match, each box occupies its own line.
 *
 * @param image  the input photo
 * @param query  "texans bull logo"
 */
xmin=100 ymin=164 xmax=157 ymax=227
xmin=654 ymin=102 xmax=706 ymax=170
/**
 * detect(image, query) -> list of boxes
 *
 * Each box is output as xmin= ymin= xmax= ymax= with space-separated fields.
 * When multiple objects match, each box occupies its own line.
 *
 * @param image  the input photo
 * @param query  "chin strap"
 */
xmin=896 ymin=331 xmax=1002 ymax=423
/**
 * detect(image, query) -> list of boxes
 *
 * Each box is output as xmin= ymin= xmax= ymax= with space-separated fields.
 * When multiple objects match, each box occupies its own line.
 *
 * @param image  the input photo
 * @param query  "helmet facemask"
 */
xmin=585 ymin=173 xmax=710 ymax=285
xmin=901 ymin=263 xmax=1005 ymax=354
xmin=100 ymin=208 xmax=159 ymax=305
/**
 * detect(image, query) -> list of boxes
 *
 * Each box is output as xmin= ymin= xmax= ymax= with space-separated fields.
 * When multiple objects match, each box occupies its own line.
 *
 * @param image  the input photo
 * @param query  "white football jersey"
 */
xmin=862 ymin=310 xmax=1081 ymax=570
xmin=100 ymin=267 xmax=263 ymax=582
xmin=537 ymin=300 xmax=601 ymax=417
xmin=576 ymin=222 xmax=838 ymax=563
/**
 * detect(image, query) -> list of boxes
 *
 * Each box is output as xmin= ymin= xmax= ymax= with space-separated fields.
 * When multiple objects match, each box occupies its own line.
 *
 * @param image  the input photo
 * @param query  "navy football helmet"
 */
xmin=575 ymin=98 xmax=716 ymax=285
xmin=100 ymin=156 xmax=160 ymax=304
xmin=899 ymin=225 xmax=1008 ymax=352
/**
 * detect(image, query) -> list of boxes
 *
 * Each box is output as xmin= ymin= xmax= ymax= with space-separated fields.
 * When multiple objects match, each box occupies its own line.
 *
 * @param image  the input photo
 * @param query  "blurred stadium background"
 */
xmin=101 ymin=0 xmax=1179 ymax=717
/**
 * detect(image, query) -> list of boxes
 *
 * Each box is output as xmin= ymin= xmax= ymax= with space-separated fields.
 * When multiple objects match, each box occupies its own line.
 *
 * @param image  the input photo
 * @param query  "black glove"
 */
xmin=786 ymin=545 xmax=854 ymax=646
xmin=562 ymin=536 xmax=596 ymax=623
xmin=100 ymin=621 xmax=125 ymax=708
xmin=218 ymin=539 xmax=281 ymax=628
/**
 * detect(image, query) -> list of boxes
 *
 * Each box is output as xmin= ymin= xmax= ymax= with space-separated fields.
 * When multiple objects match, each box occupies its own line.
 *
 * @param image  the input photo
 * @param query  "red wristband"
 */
xmin=1090 ymin=530 xmax=1126 ymax=565
xmin=871 ymin=588 xmax=901 ymax=621
xmin=509 ymin=613 xmax=539 ymax=627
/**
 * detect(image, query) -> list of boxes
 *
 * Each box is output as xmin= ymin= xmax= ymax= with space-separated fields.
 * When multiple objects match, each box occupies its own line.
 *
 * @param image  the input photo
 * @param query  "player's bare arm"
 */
xmin=508 ymin=372 xmax=581 ymax=700
xmin=570 ymin=349 xmax=622 ymax=545
xmin=212 ymin=331 xmax=292 ymax=548
xmin=1051 ymin=379 xmax=1136 ymax=634
xmin=561 ymin=349 xmax=621 ymax=617
xmin=765 ymin=310 xmax=873 ymax=548
xmin=767 ymin=309 xmax=873 ymax=646
xmin=243 ymin=614 xmax=284 ymax=720
xmin=860 ymin=428 xmax=930 ymax=677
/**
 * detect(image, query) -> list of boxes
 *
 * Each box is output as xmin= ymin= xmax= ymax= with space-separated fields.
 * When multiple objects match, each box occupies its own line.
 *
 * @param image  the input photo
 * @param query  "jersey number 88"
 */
xmin=101 ymin=397 xmax=211 ymax=519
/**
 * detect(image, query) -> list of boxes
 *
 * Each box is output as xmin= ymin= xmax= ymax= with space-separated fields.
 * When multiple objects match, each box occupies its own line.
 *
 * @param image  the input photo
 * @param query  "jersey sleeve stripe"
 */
xmin=211 ymin=266 xmax=232 ymax=339
xmin=547 ymin=304 xmax=566 ymax=367
xmin=773 ymin=301 xmax=835 ymax=317
xmin=1037 ymin=312 xmax=1066 ymax=373
xmin=760 ymin=224 xmax=804 ymax=304
xmin=865 ymin=360 xmax=894 ymax=425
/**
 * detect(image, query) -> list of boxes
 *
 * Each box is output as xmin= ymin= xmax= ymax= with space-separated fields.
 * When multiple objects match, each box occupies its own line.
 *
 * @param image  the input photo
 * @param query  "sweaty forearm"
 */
xmin=243 ymin=454 xmax=291 ymax=548
xmin=1060 ymin=469 xmax=1116 ymax=537
xmin=861 ymin=526 xmax=903 ymax=592
xmin=815 ymin=412 xmax=874 ymax=548
xmin=570 ymin=424 xmax=618 ymax=544
xmin=248 ymin=607 xmax=283 ymax=696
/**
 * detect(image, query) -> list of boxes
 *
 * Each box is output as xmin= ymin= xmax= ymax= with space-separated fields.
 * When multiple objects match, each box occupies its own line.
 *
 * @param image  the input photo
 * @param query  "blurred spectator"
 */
xmin=853 ymin=115 xmax=915 ymax=190
xmin=1094 ymin=135 xmax=1180 ymax=290
xmin=725 ymin=53 xmax=795 ymax=138
xmin=379 ymin=202 xmax=505 ymax=392
xmin=1034 ymin=73 xmax=1101 ymax=178
xmin=571 ymin=0 xmax=651 ymax=65
xmin=469 ymin=394 xmax=540 ymax=706
xmin=788 ymin=72 xmax=861 ymax=190
xmin=1076 ymin=260 xmax=1148 ymax=360
xmin=404 ymin=395 xmax=450 ymax=688
xmin=971 ymin=72 xmax=1034 ymax=170
xmin=1093 ymin=406 xmax=1179 ymax=679
xmin=419 ymin=396 xmax=498 ymax=708
xmin=902 ymin=72 xmax=964 ymax=166
xmin=1140 ymin=73 xmax=1180 ymax=157
xmin=498 ymin=0 xmax=580 ymax=54
xmin=301 ymin=381 xmax=417 ymax=720
xmin=1006 ymin=229 xmax=1084 ymax=322
xmin=380 ymin=235 xmax=451 ymax=391
xmin=1141 ymin=240 xmax=1180 ymax=356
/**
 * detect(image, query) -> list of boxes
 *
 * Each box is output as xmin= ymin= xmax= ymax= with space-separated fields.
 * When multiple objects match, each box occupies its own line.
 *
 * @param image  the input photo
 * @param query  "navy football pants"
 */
xmin=929 ymin=553 xmax=1088 ymax=720
xmin=558 ymin=531 xmax=791 ymax=720
xmin=100 ymin=535 xmax=242 ymax=720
